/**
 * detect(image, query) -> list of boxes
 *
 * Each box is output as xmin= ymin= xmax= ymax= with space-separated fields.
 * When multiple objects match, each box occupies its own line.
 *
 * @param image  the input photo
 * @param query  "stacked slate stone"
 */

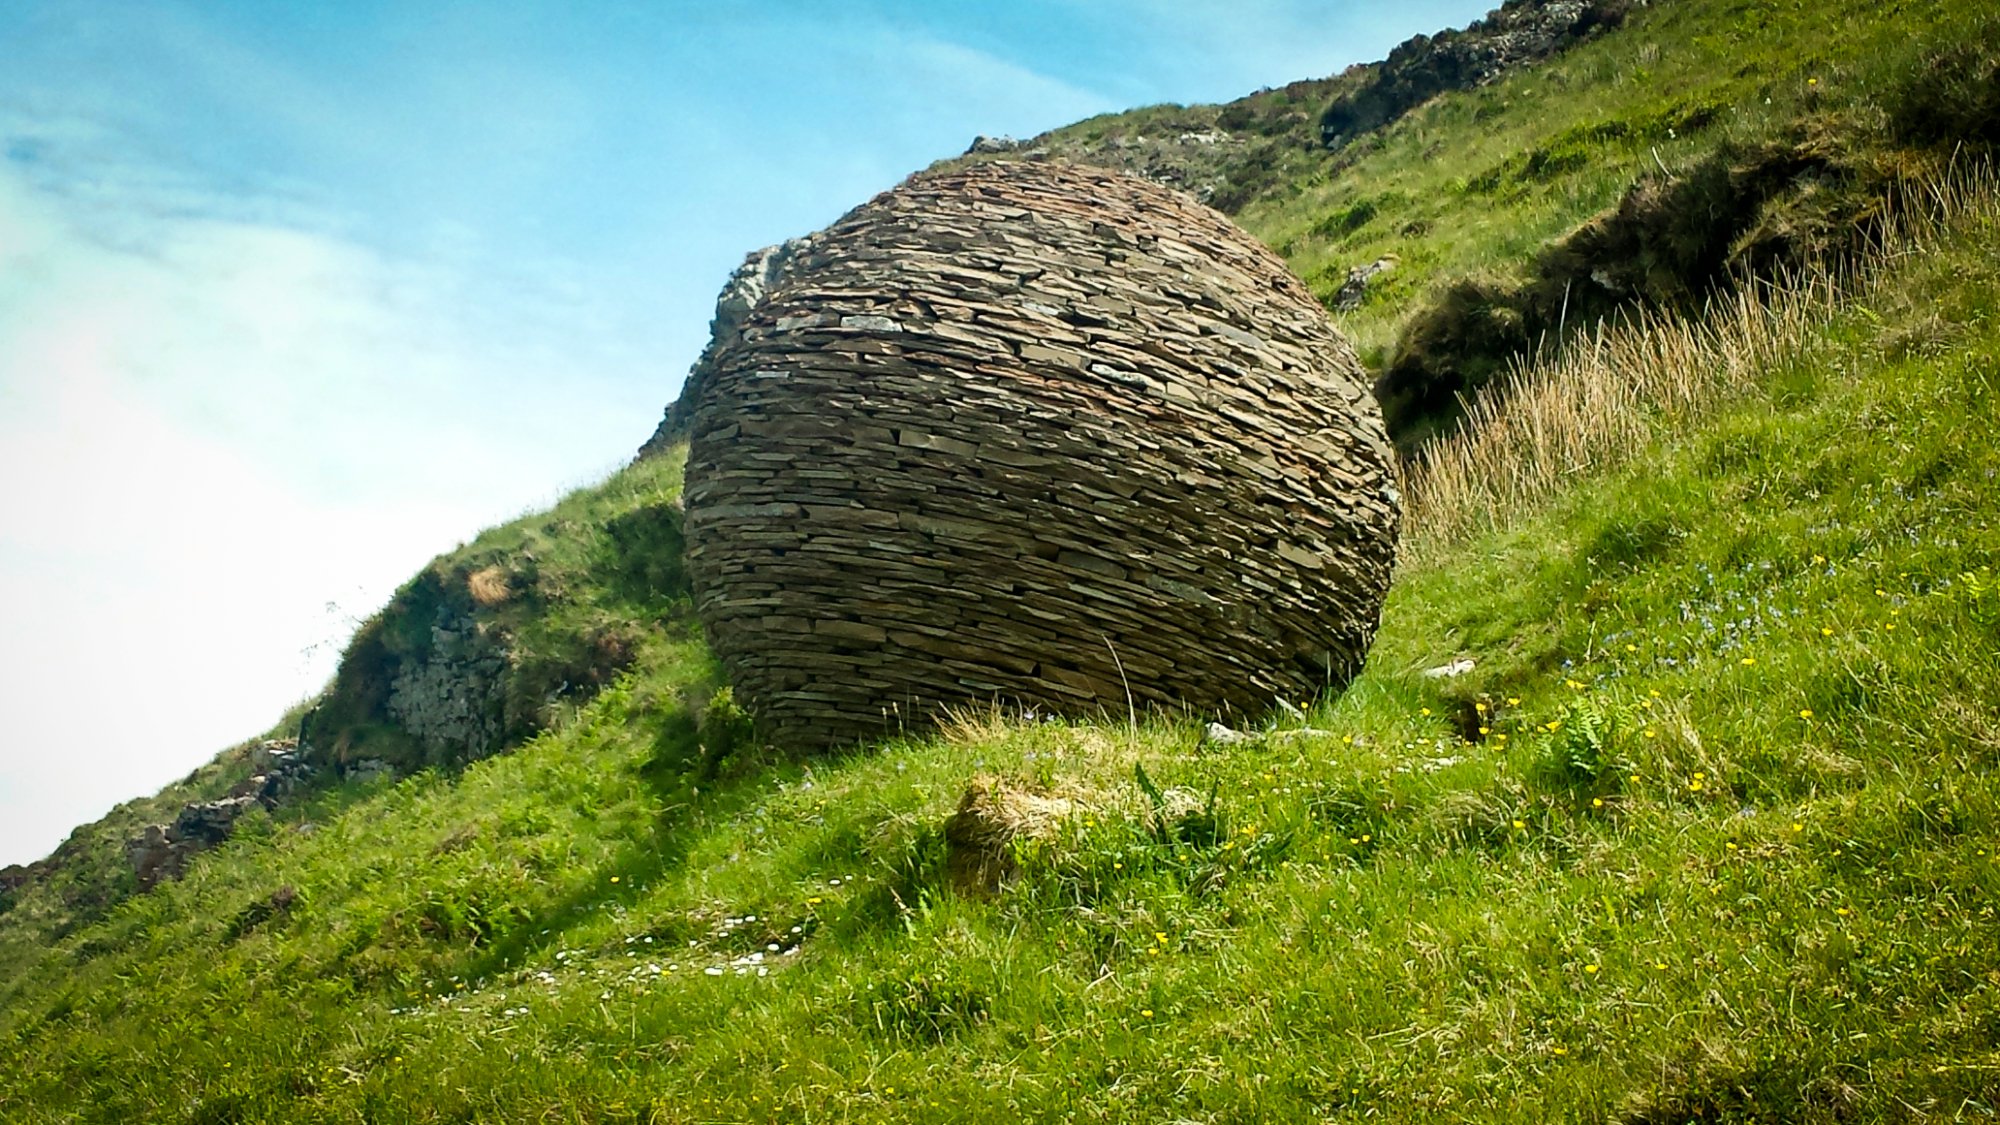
xmin=682 ymin=161 xmax=1399 ymax=750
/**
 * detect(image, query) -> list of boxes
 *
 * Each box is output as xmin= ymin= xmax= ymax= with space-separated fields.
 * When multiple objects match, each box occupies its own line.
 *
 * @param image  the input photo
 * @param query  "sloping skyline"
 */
xmin=0 ymin=0 xmax=1495 ymax=866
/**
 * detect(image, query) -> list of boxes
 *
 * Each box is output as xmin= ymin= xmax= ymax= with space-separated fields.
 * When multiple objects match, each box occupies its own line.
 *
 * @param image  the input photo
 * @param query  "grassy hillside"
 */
xmin=6 ymin=2 xmax=2000 ymax=1121
xmin=298 ymin=452 xmax=693 ymax=776
xmin=0 ymin=452 xmax=696 ymax=964
xmin=3 ymin=159 xmax=1997 ymax=1121
xmin=956 ymin=0 xmax=1995 ymax=446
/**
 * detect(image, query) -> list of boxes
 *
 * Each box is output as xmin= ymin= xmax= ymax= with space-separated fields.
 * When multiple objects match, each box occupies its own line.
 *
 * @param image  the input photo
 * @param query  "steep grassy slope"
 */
xmin=0 ymin=722 xmax=308 ymax=950
xmin=1239 ymin=0 xmax=1972 ymax=341
xmin=956 ymin=0 xmax=1995 ymax=446
xmin=6 ymin=3 xmax=2000 ymax=1120
xmin=0 ymin=453 xmax=696 ymax=964
xmin=2 ymin=167 xmax=1996 ymax=1123
xmin=19 ymin=0 xmax=1982 ymax=931
xmin=299 ymin=453 xmax=693 ymax=775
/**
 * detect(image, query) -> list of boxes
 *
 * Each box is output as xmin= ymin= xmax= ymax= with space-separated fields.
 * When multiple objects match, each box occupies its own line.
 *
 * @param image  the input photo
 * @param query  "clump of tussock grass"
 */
xmin=1403 ymin=162 xmax=2000 ymax=558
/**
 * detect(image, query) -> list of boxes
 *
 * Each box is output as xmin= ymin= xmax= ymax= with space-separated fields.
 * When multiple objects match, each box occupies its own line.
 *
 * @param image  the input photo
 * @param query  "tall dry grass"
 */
xmin=1400 ymin=162 xmax=2000 ymax=560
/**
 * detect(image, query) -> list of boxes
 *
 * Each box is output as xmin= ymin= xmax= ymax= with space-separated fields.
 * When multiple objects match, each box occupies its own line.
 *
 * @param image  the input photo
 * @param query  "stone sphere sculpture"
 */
xmin=681 ymin=161 xmax=1399 ymax=749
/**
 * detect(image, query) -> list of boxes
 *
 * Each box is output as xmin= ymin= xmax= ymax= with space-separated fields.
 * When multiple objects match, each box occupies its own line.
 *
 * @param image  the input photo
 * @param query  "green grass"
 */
xmin=1239 ymin=0 xmax=1985 ymax=355
xmin=301 ymin=449 xmax=692 ymax=773
xmin=0 ymin=453 xmax=695 ymax=975
xmin=4 ymin=149 xmax=1999 ymax=1124
xmin=8 ymin=4 xmax=2000 ymax=1120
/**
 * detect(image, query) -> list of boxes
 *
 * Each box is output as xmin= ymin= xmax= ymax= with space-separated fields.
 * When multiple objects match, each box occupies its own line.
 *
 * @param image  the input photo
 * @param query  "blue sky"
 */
xmin=0 ymin=0 xmax=1495 ymax=866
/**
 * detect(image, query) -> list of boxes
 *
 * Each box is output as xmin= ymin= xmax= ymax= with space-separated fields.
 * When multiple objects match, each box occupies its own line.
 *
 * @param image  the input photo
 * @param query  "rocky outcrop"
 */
xmin=383 ymin=615 xmax=508 ymax=761
xmin=0 ymin=865 xmax=31 ymax=893
xmin=929 ymin=2 xmax=1634 ymax=219
xmin=1320 ymin=0 xmax=1634 ymax=149
xmin=0 ymin=860 xmax=43 ymax=904
xmin=127 ymin=740 xmax=312 ymax=889
xmin=935 ymin=66 xmax=1355 ymax=216
xmin=1335 ymin=255 xmax=1400 ymax=311
xmin=298 ymin=489 xmax=684 ymax=780
xmin=681 ymin=161 xmax=1400 ymax=750
xmin=298 ymin=568 xmax=518 ymax=774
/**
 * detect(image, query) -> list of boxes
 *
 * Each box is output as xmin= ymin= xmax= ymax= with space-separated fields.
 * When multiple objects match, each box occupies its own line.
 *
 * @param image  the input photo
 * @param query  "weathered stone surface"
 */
xmin=127 ymin=739 xmax=313 ymax=889
xmin=1335 ymin=255 xmax=1400 ymax=311
xmin=682 ymin=161 xmax=1400 ymax=749
xmin=384 ymin=617 xmax=508 ymax=760
xmin=1319 ymin=0 xmax=1631 ymax=150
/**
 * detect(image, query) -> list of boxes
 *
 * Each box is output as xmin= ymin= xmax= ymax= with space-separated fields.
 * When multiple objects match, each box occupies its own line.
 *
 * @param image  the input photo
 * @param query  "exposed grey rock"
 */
xmin=1335 ymin=256 xmax=1400 ymax=311
xmin=682 ymin=162 xmax=1400 ymax=750
xmin=345 ymin=759 xmax=393 ymax=784
xmin=126 ymin=825 xmax=173 ymax=891
xmin=967 ymin=135 xmax=1022 ymax=154
xmin=1422 ymin=658 xmax=1477 ymax=679
xmin=246 ymin=739 xmax=287 ymax=772
xmin=173 ymin=796 xmax=258 ymax=846
xmin=1320 ymin=0 xmax=1632 ymax=149
xmin=126 ymin=739 xmax=316 ymax=889
xmin=385 ymin=618 xmax=507 ymax=761
xmin=1205 ymin=722 xmax=1255 ymax=746
xmin=0 ymin=863 xmax=35 ymax=894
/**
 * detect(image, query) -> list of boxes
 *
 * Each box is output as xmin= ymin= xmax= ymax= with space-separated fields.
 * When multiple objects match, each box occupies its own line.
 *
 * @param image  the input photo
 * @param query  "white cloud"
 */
xmin=0 ymin=153 xmax=662 ymax=866
xmin=868 ymin=31 xmax=1118 ymax=135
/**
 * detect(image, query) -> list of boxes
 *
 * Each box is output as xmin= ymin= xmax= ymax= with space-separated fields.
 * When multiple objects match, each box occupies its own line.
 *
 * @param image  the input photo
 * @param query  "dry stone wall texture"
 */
xmin=682 ymin=161 xmax=1400 ymax=749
